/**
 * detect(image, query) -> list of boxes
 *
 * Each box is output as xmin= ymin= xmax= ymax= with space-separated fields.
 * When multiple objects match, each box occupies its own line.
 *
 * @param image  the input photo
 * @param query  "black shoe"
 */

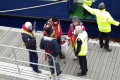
xmin=60 ymin=54 xmax=65 ymax=59
xmin=51 ymin=71 xmax=54 ymax=74
xmin=100 ymin=45 xmax=103 ymax=48
xmin=77 ymin=73 xmax=86 ymax=76
xmin=100 ymin=43 xmax=105 ymax=48
xmin=30 ymin=64 xmax=33 ymax=67
xmin=105 ymin=48 xmax=112 ymax=52
xmin=57 ymin=71 xmax=62 ymax=76
xmin=34 ymin=70 xmax=41 ymax=73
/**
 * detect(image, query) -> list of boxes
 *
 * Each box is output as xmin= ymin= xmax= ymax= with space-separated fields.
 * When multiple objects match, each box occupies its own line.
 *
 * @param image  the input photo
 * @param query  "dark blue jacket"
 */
xmin=40 ymin=36 xmax=60 ymax=57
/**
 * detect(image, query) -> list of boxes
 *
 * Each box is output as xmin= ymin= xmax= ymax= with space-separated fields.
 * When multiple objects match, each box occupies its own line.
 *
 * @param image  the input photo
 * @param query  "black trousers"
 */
xmin=78 ymin=56 xmax=88 ymax=74
xmin=83 ymin=6 xmax=92 ymax=19
xmin=99 ymin=32 xmax=111 ymax=49
xmin=29 ymin=51 xmax=38 ymax=71
xmin=57 ymin=37 xmax=63 ymax=57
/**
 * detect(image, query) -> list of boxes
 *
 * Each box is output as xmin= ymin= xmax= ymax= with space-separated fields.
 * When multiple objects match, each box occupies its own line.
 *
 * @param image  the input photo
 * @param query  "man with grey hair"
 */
xmin=22 ymin=22 xmax=41 ymax=73
xmin=75 ymin=26 xmax=88 ymax=76
xmin=68 ymin=16 xmax=86 ymax=60
xmin=82 ymin=2 xmax=120 ymax=52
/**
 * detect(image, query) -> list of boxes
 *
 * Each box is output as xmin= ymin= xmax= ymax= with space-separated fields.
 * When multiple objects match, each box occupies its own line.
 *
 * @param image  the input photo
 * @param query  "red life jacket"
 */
xmin=45 ymin=41 xmax=54 ymax=54
xmin=44 ymin=41 xmax=54 ymax=61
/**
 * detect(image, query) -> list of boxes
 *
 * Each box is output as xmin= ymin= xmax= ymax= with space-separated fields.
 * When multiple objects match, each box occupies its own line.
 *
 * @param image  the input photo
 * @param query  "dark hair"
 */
xmin=98 ymin=2 xmax=105 ymax=10
xmin=52 ymin=16 xmax=58 ymax=22
xmin=43 ymin=23 xmax=53 ymax=36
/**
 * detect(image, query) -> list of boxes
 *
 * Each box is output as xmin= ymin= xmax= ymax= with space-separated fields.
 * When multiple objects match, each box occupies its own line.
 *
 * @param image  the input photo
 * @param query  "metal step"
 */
xmin=58 ymin=74 xmax=91 ymax=80
xmin=0 ymin=62 xmax=52 ymax=80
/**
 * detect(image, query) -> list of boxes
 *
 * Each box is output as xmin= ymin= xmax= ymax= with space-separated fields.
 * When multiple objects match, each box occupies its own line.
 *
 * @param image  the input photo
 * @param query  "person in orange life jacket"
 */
xmin=68 ymin=16 xmax=86 ymax=60
xmin=40 ymin=24 xmax=62 ymax=76
xmin=75 ymin=26 xmax=88 ymax=76
xmin=43 ymin=16 xmax=65 ymax=59
xmin=21 ymin=22 xmax=41 ymax=73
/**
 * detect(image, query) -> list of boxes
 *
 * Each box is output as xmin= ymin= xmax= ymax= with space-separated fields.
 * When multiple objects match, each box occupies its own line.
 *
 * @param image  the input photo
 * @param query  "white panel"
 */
xmin=75 ymin=0 xmax=83 ymax=3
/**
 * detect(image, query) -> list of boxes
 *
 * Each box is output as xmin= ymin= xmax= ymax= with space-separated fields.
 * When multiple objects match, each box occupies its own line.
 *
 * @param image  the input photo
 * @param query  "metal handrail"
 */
xmin=0 ymin=44 xmax=57 ymax=80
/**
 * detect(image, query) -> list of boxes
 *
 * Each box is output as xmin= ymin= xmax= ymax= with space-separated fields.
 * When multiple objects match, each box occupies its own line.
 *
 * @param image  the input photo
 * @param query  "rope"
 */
xmin=0 ymin=0 xmax=66 ymax=13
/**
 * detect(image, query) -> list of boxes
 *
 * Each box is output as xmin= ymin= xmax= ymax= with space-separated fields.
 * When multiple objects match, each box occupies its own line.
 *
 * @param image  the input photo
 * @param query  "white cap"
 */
xmin=25 ymin=22 xmax=32 ymax=29
xmin=75 ymin=26 xmax=83 ymax=33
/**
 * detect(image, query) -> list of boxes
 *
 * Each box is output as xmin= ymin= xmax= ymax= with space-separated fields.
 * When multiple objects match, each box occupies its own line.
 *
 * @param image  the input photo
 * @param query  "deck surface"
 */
xmin=0 ymin=26 xmax=120 ymax=80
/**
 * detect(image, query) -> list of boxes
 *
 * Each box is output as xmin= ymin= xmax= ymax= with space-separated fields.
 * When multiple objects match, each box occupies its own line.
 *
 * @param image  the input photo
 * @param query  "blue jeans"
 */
xmin=48 ymin=56 xmax=61 ymax=74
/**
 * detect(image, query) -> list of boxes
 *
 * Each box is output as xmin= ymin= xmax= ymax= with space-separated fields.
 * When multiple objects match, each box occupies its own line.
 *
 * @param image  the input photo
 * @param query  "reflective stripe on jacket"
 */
xmin=75 ymin=31 xmax=88 ymax=56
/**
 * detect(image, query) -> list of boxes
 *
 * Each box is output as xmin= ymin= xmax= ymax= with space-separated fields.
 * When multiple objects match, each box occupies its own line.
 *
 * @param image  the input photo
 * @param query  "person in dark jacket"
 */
xmin=40 ymin=24 xmax=62 ymax=76
xmin=43 ymin=16 xmax=65 ymax=59
xmin=21 ymin=22 xmax=41 ymax=73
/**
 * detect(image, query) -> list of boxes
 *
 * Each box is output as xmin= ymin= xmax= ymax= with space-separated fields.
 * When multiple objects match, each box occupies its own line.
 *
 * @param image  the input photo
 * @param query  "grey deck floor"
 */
xmin=0 ymin=27 xmax=120 ymax=80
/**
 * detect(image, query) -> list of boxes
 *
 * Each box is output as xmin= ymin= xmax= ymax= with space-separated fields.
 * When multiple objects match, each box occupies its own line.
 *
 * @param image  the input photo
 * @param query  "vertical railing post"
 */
xmin=12 ymin=48 xmax=21 ymax=74
xmin=33 ymin=21 xmax=36 ymax=33
xmin=51 ymin=55 xmax=57 ymax=80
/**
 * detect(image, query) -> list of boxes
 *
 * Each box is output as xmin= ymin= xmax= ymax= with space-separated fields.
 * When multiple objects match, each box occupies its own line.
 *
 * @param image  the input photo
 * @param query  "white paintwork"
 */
xmin=75 ymin=0 xmax=83 ymax=3
xmin=75 ymin=0 xmax=96 ymax=3
xmin=0 ymin=26 xmax=11 ymax=31
xmin=88 ymin=39 xmax=120 ymax=47
xmin=58 ymin=74 xmax=91 ymax=80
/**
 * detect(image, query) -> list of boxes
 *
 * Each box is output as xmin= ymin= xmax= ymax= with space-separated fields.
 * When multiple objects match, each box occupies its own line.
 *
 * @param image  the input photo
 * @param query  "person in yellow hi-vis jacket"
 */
xmin=83 ymin=0 xmax=93 ymax=19
xmin=82 ymin=2 xmax=120 ymax=52
xmin=75 ymin=26 xmax=88 ymax=76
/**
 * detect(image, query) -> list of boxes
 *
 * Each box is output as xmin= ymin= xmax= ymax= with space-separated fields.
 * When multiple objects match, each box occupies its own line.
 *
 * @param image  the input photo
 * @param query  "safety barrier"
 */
xmin=0 ymin=44 xmax=58 ymax=80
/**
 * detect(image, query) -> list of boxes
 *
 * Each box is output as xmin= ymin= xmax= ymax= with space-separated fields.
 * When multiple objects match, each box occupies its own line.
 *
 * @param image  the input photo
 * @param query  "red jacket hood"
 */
xmin=22 ymin=24 xmax=29 ymax=32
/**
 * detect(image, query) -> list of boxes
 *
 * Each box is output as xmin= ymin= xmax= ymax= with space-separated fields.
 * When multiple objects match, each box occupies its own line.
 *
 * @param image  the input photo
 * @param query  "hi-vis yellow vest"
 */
xmin=83 ymin=0 xmax=93 ymax=6
xmin=75 ymin=31 xmax=88 ymax=56
xmin=83 ymin=4 xmax=119 ymax=33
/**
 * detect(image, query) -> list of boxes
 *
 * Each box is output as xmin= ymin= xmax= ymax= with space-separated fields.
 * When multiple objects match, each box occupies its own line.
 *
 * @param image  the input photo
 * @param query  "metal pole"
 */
xmin=33 ymin=21 xmax=36 ymax=33
xmin=51 ymin=55 xmax=57 ymax=80
xmin=12 ymin=48 xmax=21 ymax=74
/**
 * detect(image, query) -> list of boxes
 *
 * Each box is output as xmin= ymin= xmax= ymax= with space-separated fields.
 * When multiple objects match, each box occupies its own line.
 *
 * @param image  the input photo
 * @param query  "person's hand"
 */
xmin=50 ymin=30 xmax=56 ymax=38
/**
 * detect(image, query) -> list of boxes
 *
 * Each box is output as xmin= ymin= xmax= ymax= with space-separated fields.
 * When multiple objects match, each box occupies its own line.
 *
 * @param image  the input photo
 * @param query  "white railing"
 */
xmin=0 ymin=44 xmax=58 ymax=80
xmin=0 ymin=0 xmax=67 ymax=13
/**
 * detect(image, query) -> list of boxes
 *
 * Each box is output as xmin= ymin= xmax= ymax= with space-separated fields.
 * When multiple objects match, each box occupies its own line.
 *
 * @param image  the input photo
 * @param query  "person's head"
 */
xmin=25 ymin=22 xmax=33 ymax=32
xmin=75 ymin=26 xmax=83 ymax=34
xmin=98 ymin=2 xmax=105 ymax=10
xmin=72 ymin=16 xmax=80 ymax=26
xmin=52 ymin=16 xmax=59 ymax=26
xmin=44 ymin=23 xmax=55 ymax=37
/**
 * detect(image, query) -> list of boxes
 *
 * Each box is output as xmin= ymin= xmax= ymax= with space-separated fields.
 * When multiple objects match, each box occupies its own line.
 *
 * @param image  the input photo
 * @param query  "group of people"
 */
xmin=21 ymin=2 xmax=120 ymax=77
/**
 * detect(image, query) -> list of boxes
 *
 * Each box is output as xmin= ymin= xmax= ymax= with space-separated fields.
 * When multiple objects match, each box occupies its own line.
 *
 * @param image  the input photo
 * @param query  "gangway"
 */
xmin=0 ymin=26 xmax=120 ymax=80
xmin=0 ymin=44 xmax=90 ymax=80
